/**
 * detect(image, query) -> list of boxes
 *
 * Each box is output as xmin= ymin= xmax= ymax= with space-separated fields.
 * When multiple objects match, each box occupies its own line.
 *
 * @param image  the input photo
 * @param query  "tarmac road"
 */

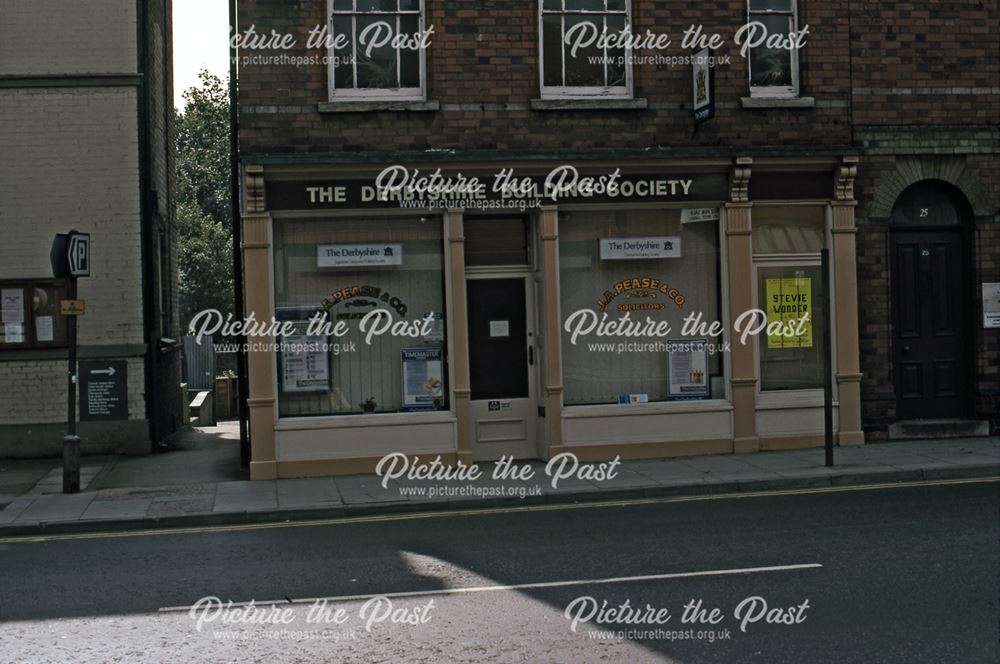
xmin=0 ymin=479 xmax=996 ymax=663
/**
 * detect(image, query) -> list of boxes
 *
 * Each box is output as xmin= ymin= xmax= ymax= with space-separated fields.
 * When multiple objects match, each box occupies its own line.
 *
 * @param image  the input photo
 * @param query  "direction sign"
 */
xmin=79 ymin=359 xmax=128 ymax=421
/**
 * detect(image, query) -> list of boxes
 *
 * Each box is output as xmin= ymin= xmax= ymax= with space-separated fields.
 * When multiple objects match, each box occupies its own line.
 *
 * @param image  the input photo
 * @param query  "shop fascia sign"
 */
xmin=600 ymin=237 xmax=681 ymax=260
xmin=318 ymin=243 xmax=402 ymax=267
xmin=267 ymin=166 xmax=729 ymax=210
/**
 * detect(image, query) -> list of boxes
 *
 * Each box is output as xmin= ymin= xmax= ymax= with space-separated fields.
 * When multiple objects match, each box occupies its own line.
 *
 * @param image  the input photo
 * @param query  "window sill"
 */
xmin=741 ymin=96 xmax=815 ymax=109
xmin=562 ymin=399 xmax=732 ymax=418
xmin=530 ymin=98 xmax=648 ymax=111
xmin=275 ymin=410 xmax=457 ymax=430
xmin=317 ymin=100 xmax=440 ymax=113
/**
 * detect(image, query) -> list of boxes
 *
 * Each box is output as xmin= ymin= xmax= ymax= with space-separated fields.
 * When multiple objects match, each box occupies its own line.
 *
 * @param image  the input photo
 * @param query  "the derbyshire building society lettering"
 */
xmin=267 ymin=166 xmax=729 ymax=210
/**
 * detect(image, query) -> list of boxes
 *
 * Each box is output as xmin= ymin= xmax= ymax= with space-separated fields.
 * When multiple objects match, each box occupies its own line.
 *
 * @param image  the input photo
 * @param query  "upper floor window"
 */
xmin=328 ymin=0 xmax=426 ymax=101
xmin=746 ymin=0 xmax=800 ymax=98
xmin=539 ymin=0 xmax=632 ymax=99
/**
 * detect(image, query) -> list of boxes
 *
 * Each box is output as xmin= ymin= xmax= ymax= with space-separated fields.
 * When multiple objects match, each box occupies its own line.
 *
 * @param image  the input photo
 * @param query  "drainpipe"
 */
xmin=230 ymin=0 xmax=251 ymax=464
xmin=137 ymin=0 xmax=162 ymax=449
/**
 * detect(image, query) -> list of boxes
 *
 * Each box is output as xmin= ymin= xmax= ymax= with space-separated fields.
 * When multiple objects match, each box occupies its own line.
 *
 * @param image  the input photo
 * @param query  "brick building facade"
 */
xmin=234 ymin=0 xmax=997 ymax=478
xmin=0 ymin=0 xmax=183 ymax=456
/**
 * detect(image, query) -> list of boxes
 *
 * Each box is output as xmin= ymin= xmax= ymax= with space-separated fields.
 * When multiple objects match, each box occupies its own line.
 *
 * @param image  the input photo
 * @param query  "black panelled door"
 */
xmin=467 ymin=279 xmax=529 ymax=401
xmin=890 ymin=230 xmax=968 ymax=419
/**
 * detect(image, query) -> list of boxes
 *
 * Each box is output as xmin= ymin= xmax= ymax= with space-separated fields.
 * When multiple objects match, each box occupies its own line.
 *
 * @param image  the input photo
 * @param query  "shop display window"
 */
xmin=752 ymin=206 xmax=827 ymax=391
xmin=558 ymin=208 xmax=722 ymax=405
xmin=273 ymin=216 xmax=447 ymax=417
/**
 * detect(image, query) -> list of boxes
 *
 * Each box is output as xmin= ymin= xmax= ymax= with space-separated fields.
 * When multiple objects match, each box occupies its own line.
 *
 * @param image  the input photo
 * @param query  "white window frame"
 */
xmin=327 ymin=0 xmax=427 ymax=102
xmin=746 ymin=0 xmax=800 ymax=99
xmin=538 ymin=0 xmax=634 ymax=100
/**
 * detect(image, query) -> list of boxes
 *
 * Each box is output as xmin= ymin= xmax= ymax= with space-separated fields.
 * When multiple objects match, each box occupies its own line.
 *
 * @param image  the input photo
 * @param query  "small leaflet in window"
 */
xmin=666 ymin=338 xmax=710 ymax=400
xmin=2 ymin=288 xmax=24 ymax=323
xmin=36 ymin=316 xmax=54 ymax=342
xmin=4 ymin=322 xmax=25 ymax=344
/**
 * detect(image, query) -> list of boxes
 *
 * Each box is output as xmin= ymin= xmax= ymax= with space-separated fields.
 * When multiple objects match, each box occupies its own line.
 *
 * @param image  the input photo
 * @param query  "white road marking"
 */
xmin=158 ymin=562 xmax=822 ymax=612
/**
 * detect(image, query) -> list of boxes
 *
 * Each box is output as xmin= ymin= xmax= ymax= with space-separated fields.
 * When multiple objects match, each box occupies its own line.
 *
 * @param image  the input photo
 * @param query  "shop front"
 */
xmin=238 ymin=155 xmax=864 ymax=480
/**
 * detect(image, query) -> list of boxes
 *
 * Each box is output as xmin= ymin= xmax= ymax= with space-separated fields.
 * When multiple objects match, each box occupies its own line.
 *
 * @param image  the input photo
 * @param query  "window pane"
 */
xmin=399 ymin=0 xmax=420 ymax=10
xmin=565 ymin=0 xmax=606 ymax=10
xmin=748 ymin=15 xmax=792 ymax=87
xmin=559 ymin=209 xmax=722 ymax=405
xmin=464 ymin=218 xmax=529 ymax=266
xmin=606 ymin=0 xmax=626 ymax=10
xmin=542 ymin=14 xmax=564 ymax=86
xmin=752 ymin=206 xmax=825 ymax=254
xmin=749 ymin=0 xmax=792 ymax=11
xmin=357 ymin=0 xmax=395 ymax=11
xmin=399 ymin=14 xmax=420 ymax=87
xmin=355 ymin=15 xmax=398 ymax=88
xmin=563 ymin=15 xmax=604 ymax=86
xmin=543 ymin=0 xmax=563 ymax=10
xmin=332 ymin=17 xmax=356 ymax=88
xmin=605 ymin=14 xmax=627 ymax=87
xmin=758 ymin=265 xmax=825 ymax=391
xmin=273 ymin=217 xmax=447 ymax=417
xmin=333 ymin=0 xmax=354 ymax=11
xmin=33 ymin=284 xmax=67 ymax=345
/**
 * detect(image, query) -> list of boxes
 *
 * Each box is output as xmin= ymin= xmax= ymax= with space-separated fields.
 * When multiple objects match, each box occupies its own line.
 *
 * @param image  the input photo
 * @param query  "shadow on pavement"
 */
xmin=90 ymin=422 xmax=247 ymax=490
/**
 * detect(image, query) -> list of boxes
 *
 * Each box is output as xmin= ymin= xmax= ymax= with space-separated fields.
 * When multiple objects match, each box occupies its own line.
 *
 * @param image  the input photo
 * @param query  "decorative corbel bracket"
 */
xmin=244 ymin=164 xmax=266 ymax=213
xmin=729 ymin=157 xmax=752 ymax=203
xmin=835 ymin=156 xmax=859 ymax=202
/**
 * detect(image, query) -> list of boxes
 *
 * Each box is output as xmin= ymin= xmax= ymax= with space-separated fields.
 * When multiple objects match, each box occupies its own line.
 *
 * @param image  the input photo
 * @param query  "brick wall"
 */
xmin=0 ymin=0 xmax=137 ymax=76
xmin=237 ymin=0 xmax=854 ymax=156
xmin=855 ymin=151 xmax=1000 ymax=437
xmin=0 ymin=88 xmax=145 ymax=346
xmin=0 ymin=358 xmax=145 ymax=427
xmin=0 ymin=0 xmax=183 ymax=454
xmin=849 ymin=0 xmax=1000 ymax=126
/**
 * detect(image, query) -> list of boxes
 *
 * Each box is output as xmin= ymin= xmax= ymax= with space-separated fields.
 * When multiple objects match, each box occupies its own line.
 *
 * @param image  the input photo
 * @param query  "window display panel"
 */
xmin=559 ymin=208 xmax=722 ymax=405
xmin=273 ymin=216 xmax=447 ymax=417
xmin=757 ymin=264 xmax=825 ymax=391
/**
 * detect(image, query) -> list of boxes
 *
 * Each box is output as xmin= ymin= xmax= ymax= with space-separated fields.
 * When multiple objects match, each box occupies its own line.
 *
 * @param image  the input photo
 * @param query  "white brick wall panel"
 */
xmin=0 ymin=0 xmax=137 ymax=76
xmin=0 ymin=87 xmax=144 ymax=347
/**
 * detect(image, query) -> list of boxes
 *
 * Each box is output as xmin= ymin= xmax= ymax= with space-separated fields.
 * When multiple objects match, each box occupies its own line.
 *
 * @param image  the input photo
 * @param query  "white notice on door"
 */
xmin=489 ymin=320 xmax=510 ymax=338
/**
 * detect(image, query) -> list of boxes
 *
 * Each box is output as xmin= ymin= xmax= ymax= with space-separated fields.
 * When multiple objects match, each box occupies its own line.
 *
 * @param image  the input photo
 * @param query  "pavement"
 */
xmin=0 ymin=424 xmax=997 ymax=537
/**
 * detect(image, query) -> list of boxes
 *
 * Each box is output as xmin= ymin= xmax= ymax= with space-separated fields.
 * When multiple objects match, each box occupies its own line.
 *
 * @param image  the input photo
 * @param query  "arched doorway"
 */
xmin=889 ymin=180 xmax=973 ymax=420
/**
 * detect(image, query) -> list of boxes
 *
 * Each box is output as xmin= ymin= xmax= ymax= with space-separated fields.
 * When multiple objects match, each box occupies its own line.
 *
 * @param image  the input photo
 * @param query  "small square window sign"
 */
xmin=489 ymin=320 xmax=510 ymax=338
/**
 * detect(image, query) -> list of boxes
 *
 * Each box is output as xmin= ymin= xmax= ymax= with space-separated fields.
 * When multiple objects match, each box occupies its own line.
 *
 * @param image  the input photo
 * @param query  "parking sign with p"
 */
xmin=51 ymin=231 xmax=91 ymax=279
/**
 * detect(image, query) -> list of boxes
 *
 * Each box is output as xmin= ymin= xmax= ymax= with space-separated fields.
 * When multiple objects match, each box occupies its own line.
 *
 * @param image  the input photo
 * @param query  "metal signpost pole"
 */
xmin=822 ymin=249 xmax=834 ymax=468
xmin=64 ymin=274 xmax=80 ymax=493
xmin=52 ymin=230 xmax=88 ymax=493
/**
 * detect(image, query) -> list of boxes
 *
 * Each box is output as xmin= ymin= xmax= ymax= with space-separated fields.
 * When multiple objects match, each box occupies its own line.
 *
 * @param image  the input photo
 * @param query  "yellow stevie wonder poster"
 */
xmin=765 ymin=278 xmax=813 ymax=349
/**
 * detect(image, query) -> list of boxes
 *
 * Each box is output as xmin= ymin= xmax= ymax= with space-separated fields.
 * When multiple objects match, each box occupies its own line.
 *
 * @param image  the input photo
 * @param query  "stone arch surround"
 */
xmin=863 ymin=156 xmax=992 ymax=220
